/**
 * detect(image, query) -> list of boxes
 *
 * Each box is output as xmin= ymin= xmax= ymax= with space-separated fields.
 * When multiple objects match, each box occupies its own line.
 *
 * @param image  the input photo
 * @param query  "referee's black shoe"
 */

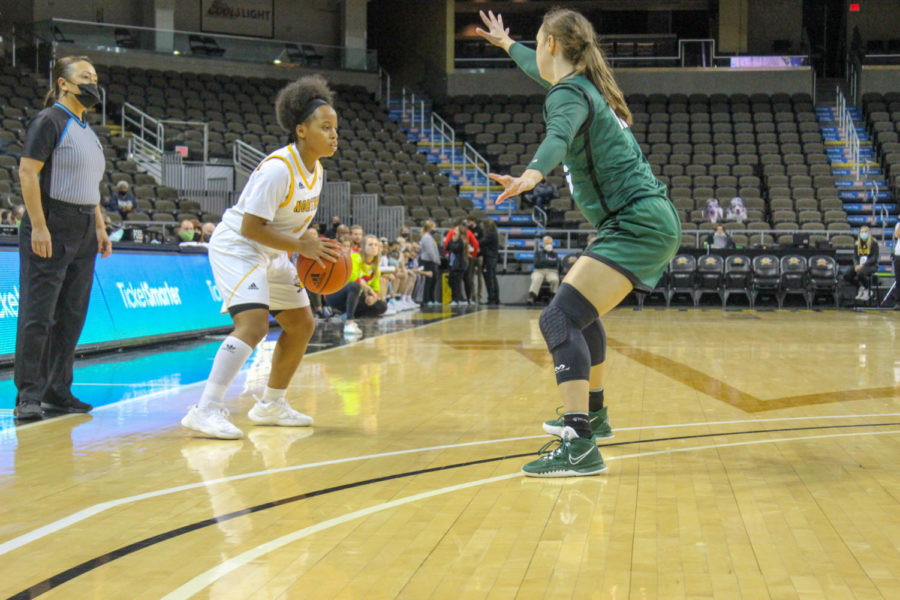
xmin=42 ymin=392 xmax=93 ymax=413
xmin=14 ymin=400 xmax=43 ymax=420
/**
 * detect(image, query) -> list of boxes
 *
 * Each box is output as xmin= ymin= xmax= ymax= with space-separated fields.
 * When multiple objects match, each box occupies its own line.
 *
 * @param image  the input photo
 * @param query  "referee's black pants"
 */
xmin=15 ymin=202 xmax=97 ymax=407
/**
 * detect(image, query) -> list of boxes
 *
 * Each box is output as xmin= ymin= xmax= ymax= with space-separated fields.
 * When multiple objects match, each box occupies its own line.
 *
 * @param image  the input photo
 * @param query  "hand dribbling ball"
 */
xmin=297 ymin=245 xmax=352 ymax=295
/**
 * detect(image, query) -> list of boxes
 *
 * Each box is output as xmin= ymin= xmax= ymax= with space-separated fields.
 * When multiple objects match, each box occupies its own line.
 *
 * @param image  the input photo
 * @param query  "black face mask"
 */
xmin=67 ymin=81 xmax=101 ymax=109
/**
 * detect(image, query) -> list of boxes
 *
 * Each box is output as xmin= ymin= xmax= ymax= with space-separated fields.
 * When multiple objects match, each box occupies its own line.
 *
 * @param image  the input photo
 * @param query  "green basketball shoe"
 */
xmin=542 ymin=406 xmax=613 ymax=439
xmin=522 ymin=428 xmax=607 ymax=478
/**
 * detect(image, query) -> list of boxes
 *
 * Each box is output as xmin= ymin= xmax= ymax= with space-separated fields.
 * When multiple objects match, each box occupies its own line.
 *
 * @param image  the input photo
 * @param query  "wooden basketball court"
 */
xmin=2 ymin=307 xmax=899 ymax=599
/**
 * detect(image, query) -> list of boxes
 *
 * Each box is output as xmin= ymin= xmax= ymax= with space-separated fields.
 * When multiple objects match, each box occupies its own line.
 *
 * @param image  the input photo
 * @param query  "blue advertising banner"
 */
xmin=0 ymin=249 xmax=231 ymax=359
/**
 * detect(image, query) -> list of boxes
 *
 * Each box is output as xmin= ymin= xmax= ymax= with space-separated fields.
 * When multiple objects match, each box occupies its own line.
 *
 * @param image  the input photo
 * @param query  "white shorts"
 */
xmin=208 ymin=225 xmax=309 ymax=314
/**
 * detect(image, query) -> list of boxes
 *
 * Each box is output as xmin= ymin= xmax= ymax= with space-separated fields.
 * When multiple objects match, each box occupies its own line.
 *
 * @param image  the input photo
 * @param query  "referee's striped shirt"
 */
xmin=22 ymin=103 xmax=105 ymax=206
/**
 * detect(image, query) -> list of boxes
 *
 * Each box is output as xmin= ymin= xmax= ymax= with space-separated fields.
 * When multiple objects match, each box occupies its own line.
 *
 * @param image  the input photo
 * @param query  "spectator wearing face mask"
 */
xmin=108 ymin=180 xmax=134 ymax=215
xmin=703 ymin=224 xmax=734 ymax=249
xmin=201 ymin=222 xmax=216 ymax=243
xmin=842 ymin=226 xmax=879 ymax=302
xmin=175 ymin=219 xmax=197 ymax=244
xmin=528 ymin=235 xmax=561 ymax=305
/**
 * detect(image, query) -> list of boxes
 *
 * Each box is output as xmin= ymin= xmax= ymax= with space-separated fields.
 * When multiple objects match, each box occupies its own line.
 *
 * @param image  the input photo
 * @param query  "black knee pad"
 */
xmin=582 ymin=319 xmax=606 ymax=366
xmin=539 ymin=284 xmax=598 ymax=383
xmin=538 ymin=283 xmax=599 ymax=348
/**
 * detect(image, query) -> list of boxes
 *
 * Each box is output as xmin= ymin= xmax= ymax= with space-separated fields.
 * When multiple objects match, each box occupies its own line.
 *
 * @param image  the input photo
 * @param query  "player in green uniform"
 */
xmin=477 ymin=8 xmax=681 ymax=477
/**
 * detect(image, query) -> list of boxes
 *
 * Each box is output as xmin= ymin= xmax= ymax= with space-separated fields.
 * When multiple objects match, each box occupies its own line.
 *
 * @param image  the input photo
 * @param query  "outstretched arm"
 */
xmin=476 ymin=10 xmax=551 ymax=90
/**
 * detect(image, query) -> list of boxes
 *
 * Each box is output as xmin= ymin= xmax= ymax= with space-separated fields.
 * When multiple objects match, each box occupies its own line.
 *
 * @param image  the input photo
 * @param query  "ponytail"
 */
xmin=582 ymin=45 xmax=632 ymax=127
xmin=542 ymin=8 xmax=632 ymax=127
xmin=44 ymin=55 xmax=93 ymax=108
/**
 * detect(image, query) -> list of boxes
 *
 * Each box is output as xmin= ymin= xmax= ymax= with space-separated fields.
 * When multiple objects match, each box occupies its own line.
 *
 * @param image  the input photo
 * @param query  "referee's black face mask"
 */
xmin=66 ymin=80 xmax=101 ymax=109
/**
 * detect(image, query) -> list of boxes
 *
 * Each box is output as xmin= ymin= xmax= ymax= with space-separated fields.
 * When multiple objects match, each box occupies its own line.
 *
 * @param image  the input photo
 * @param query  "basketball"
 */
xmin=297 ymin=245 xmax=352 ymax=295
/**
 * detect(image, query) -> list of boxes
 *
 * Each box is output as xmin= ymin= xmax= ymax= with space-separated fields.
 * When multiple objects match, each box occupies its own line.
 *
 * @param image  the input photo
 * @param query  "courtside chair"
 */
xmin=778 ymin=255 xmax=810 ymax=309
xmin=751 ymin=255 xmax=781 ymax=308
xmin=667 ymin=254 xmax=698 ymax=307
xmin=808 ymin=255 xmax=840 ymax=308
xmin=694 ymin=254 xmax=725 ymax=306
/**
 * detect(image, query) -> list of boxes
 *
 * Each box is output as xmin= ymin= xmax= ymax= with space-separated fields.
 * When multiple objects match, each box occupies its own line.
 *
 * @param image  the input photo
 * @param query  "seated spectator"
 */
xmin=703 ymin=224 xmax=735 ymax=249
xmin=726 ymin=197 xmax=747 ymax=222
xmin=109 ymin=180 xmax=135 ymax=215
xmin=528 ymin=235 xmax=561 ymax=305
xmin=338 ymin=234 xmax=352 ymax=250
xmin=531 ymin=180 xmax=558 ymax=209
xmin=200 ymin=222 xmax=216 ymax=243
xmin=12 ymin=205 xmax=25 ymax=227
xmin=703 ymin=197 xmax=724 ymax=223
xmin=842 ymin=226 xmax=880 ymax=302
xmin=334 ymin=223 xmax=350 ymax=240
xmin=350 ymin=224 xmax=364 ymax=251
xmin=175 ymin=219 xmax=197 ymax=244
xmin=379 ymin=240 xmax=399 ymax=305
xmin=443 ymin=224 xmax=468 ymax=305
xmin=325 ymin=234 xmax=387 ymax=336
xmin=397 ymin=242 xmax=426 ymax=310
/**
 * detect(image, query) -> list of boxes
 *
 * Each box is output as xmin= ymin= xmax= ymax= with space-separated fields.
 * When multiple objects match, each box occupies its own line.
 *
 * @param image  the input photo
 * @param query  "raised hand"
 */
xmin=489 ymin=169 xmax=543 ymax=205
xmin=475 ymin=10 xmax=514 ymax=52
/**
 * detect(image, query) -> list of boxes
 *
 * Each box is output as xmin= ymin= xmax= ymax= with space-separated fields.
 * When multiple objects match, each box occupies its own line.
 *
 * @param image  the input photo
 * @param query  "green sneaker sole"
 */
xmin=521 ymin=436 xmax=608 ymax=478
xmin=521 ymin=462 xmax=608 ymax=477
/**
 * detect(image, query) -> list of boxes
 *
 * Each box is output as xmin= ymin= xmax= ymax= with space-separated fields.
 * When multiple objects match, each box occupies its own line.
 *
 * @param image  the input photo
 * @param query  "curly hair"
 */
xmin=275 ymin=74 xmax=335 ymax=140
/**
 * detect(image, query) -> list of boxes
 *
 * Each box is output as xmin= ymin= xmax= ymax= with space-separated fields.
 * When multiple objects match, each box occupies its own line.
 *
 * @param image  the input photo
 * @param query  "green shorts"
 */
xmin=584 ymin=195 xmax=682 ymax=292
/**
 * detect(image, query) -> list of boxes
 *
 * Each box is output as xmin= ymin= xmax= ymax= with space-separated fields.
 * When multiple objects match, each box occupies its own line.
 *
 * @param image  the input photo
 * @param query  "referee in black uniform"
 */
xmin=14 ymin=55 xmax=112 ymax=420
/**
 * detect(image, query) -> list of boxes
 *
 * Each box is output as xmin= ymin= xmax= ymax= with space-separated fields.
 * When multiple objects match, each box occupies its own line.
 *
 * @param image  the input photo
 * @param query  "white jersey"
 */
xmin=221 ymin=143 xmax=322 ymax=256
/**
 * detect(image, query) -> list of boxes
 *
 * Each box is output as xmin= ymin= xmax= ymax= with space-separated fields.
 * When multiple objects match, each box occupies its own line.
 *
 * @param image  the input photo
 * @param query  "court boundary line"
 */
xmin=1 ymin=414 xmax=898 ymax=560
xmin=5 ymin=310 xmax=481 ymax=430
xmin=158 ymin=427 xmax=900 ymax=599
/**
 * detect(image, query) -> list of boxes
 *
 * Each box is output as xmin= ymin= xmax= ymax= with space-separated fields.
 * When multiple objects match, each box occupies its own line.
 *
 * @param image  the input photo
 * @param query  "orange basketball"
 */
xmin=297 ymin=245 xmax=353 ymax=295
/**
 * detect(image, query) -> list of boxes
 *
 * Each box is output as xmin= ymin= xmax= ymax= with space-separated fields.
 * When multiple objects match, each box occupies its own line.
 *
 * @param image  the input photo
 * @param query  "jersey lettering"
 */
xmin=293 ymin=196 xmax=319 ymax=213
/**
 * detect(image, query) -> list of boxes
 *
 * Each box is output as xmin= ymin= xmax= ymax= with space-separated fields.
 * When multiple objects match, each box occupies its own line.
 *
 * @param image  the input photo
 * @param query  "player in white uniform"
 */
xmin=182 ymin=75 xmax=342 ymax=439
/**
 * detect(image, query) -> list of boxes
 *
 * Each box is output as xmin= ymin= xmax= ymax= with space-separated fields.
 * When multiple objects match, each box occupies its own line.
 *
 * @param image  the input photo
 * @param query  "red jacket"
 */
xmin=443 ymin=228 xmax=479 ymax=258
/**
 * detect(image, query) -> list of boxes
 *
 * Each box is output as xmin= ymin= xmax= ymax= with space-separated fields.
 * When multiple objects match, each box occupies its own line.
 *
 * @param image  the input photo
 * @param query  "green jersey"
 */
xmin=510 ymin=43 xmax=667 ymax=227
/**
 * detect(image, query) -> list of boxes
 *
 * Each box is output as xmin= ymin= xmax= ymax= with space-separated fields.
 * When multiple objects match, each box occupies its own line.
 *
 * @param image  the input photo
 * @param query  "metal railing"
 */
xmin=429 ymin=112 xmax=457 ymax=167
xmin=396 ymin=86 xmax=495 ymax=213
xmin=121 ymin=102 xmax=164 ymax=180
xmin=232 ymin=140 xmax=266 ymax=179
xmin=378 ymin=67 xmax=391 ymax=106
xmin=835 ymin=87 xmax=861 ymax=181
xmin=460 ymin=142 xmax=492 ymax=203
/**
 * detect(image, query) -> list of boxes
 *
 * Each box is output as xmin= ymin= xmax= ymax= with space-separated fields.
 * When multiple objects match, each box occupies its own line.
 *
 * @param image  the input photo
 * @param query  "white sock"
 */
xmin=261 ymin=386 xmax=286 ymax=405
xmin=198 ymin=336 xmax=254 ymax=409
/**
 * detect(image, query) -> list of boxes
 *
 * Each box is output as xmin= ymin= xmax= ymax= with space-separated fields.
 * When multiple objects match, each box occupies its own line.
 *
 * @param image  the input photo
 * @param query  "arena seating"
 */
xmin=0 ymin=59 xmax=468 ymax=231
xmin=439 ymin=91 xmax=853 ymax=246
